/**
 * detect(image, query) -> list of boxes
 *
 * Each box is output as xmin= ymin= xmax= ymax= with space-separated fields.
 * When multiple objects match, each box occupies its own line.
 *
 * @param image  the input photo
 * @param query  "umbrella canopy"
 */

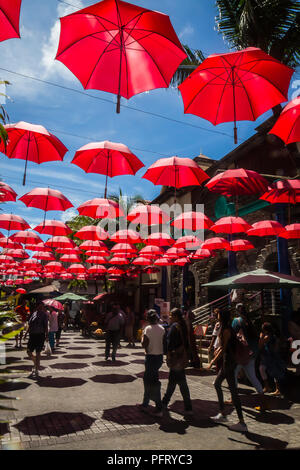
xmin=111 ymin=243 xmax=137 ymax=256
xmin=10 ymin=230 xmax=42 ymax=245
xmin=260 ymin=179 xmax=300 ymax=204
xmin=86 ymin=255 xmax=108 ymax=264
xmin=144 ymin=232 xmax=174 ymax=247
xmin=0 ymin=214 xmax=30 ymax=231
xmin=107 ymin=267 xmax=124 ymax=276
xmin=278 ymin=224 xmax=300 ymax=239
xmin=5 ymin=248 xmax=29 ymax=259
xmin=179 ymin=47 xmax=294 ymax=143
xmin=46 ymin=236 xmax=76 ymax=249
xmin=0 ymin=182 xmax=17 ymax=202
xmin=132 ymin=257 xmax=151 ymax=266
xmin=127 ymin=204 xmax=169 ymax=225
xmin=172 ymin=211 xmax=213 ymax=231
xmin=32 ymin=251 xmax=56 ymax=261
xmin=202 ymin=269 xmax=300 ymax=290
xmin=0 ymin=0 xmax=22 ymax=42
xmin=33 ymin=220 xmax=72 ymax=236
xmin=15 ymin=288 xmax=26 ymax=294
xmin=247 ymin=220 xmax=284 ymax=237
xmin=80 ymin=240 xmax=108 ymax=252
xmin=206 ymin=169 xmax=269 ymax=197
xmin=269 ymin=97 xmax=300 ymax=145
xmin=154 ymin=257 xmax=175 ymax=266
xmin=0 ymin=122 xmax=68 ymax=185
xmin=174 ymin=235 xmax=202 ymax=250
xmin=108 ymin=256 xmax=130 ymax=265
xmin=43 ymin=299 xmax=64 ymax=310
xmin=55 ymin=0 xmax=187 ymax=113
xmin=74 ymin=225 xmax=108 ymax=241
xmin=192 ymin=248 xmax=215 ymax=259
xmin=229 ymin=239 xmax=255 ymax=252
xmin=110 ymin=229 xmax=142 ymax=244
xmin=55 ymin=292 xmax=87 ymax=301
xmin=77 ymin=198 xmax=124 ymax=219
xmin=165 ymin=247 xmax=188 ymax=259
xmin=210 ymin=216 xmax=252 ymax=234
xmin=71 ymin=141 xmax=144 ymax=198
xmin=44 ymin=261 xmax=64 ymax=273
xmin=67 ymin=263 xmax=87 ymax=274
xmin=0 ymin=238 xmax=22 ymax=249
xmin=88 ymin=265 xmax=106 ymax=274
xmin=19 ymin=187 xmax=73 ymax=212
xmin=174 ymin=257 xmax=190 ymax=266
xmin=201 ymin=237 xmax=230 ymax=251
xmin=60 ymin=254 xmax=81 ymax=263
xmin=139 ymin=245 xmax=164 ymax=258
xmin=143 ymin=157 xmax=209 ymax=201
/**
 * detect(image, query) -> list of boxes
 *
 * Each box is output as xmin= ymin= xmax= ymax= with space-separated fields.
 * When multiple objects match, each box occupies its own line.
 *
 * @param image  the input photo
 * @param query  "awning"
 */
xmin=93 ymin=293 xmax=109 ymax=301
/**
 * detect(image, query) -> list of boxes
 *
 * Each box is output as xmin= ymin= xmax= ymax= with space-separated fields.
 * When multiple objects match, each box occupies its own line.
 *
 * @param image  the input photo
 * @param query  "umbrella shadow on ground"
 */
xmin=4 ymin=365 xmax=46 ymax=372
xmin=0 ymin=422 xmax=9 ymax=436
xmin=92 ymin=360 xmax=129 ymax=367
xmin=169 ymin=399 xmax=222 ymax=424
xmin=185 ymin=368 xmax=215 ymax=377
xmin=68 ymin=347 xmax=91 ymax=351
xmin=49 ymin=362 xmax=89 ymax=370
xmin=4 ymin=357 xmax=23 ymax=365
xmin=98 ymin=353 xmax=128 ymax=358
xmin=228 ymin=432 xmax=289 ymax=450
xmin=131 ymin=352 xmax=145 ymax=357
xmin=102 ymin=405 xmax=156 ymax=425
xmin=131 ymin=359 xmax=145 ymax=365
xmin=90 ymin=374 xmax=137 ymax=384
xmin=62 ymin=354 xmax=95 ymax=359
xmin=135 ymin=371 xmax=170 ymax=380
xmin=14 ymin=412 xmax=96 ymax=437
xmin=241 ymin=394 xmax=292 ymax=412
xmin=158 ymin=414 xmax=190 ymax=435
xmin=36 ymin=376 xmax=87 ymax=388
xmin=0 ymin=381 xmax=32 ymax=392
xmin=40 ymin=356 xmax=59 ymax=361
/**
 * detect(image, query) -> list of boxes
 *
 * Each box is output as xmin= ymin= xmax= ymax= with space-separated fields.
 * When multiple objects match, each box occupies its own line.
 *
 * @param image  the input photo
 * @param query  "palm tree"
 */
xmin=171 ymin=1 xmax=300 ymax=87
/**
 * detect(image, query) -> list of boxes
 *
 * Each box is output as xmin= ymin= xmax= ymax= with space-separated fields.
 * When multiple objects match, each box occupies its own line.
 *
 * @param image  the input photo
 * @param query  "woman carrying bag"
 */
xmin=162 ymin=308 xmax=193 ymax=416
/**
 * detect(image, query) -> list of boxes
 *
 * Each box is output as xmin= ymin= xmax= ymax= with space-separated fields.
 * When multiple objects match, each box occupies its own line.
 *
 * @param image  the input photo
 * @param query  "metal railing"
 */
xmin=192 ymin=293 xmax=231 ymax=327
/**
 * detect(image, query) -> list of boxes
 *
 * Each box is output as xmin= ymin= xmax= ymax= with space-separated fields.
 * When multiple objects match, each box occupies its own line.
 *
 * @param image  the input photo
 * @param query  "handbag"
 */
xmin=166 ymin=326 xmax=189 ymax=371
xmin=44 ymin=341 xmax=52 ymax=356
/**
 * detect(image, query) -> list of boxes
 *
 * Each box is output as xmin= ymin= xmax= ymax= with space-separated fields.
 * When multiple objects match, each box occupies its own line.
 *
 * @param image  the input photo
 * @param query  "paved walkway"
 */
xmin=1 ymin=330 xmax=300 ymax=450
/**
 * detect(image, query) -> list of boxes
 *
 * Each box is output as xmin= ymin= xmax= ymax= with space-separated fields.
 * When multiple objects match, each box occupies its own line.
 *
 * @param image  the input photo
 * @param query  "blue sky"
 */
xmin=0 ymin=0 xmax=299 ymax=231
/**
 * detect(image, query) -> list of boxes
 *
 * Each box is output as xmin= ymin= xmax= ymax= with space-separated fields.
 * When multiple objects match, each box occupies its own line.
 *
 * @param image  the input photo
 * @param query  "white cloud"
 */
xmin=179 ymin=24 xmax=195 ymax=41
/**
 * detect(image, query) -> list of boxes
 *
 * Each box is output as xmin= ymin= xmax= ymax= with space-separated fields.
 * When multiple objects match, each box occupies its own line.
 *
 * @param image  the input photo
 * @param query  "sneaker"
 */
xmin=228 ymin=422 xmax=248 ymax=433
xmin=211 ymin=413 xmax=228 ymax=423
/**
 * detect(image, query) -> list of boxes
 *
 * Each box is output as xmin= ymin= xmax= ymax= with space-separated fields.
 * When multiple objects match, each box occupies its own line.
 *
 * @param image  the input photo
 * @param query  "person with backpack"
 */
xmin=207 ymin=308 xmax=248 ymax=433
xmin=138 ymin=310 xmax=166 ymax=416
xmin=26 ymin=302 xmax=49 ymax=378
xmin=162 ymin=308 xmax=193 ymax=417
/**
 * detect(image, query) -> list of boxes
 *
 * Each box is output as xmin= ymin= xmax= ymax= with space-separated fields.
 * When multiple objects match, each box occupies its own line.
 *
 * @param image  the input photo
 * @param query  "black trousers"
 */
xmin=214 ymin=362 xmax=244 ymax=422
xmin=105 ymin=330 xmax=120 ymax=359
xmin=162 ymin=369 xmax=192 ymax=411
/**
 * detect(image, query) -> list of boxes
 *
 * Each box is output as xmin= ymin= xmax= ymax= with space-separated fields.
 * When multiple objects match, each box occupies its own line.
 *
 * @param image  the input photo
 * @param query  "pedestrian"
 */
xmin=14 ymin=298 xmax=30 ymax=349
xmin=208 ymin=316 xmax=222 ymax=372
xmin=162 ymin=307 xmax=193 ymax=417
xmin=230 ymin=304 xmax=269 ymax=411
xmin=63 ymin=302 xmax=70 ymax=331
xmin=288 ymin=311 xmax=300 ymax=376
xmin=184 ymin=306 xmax=200 ymax=368
xmin=138 ymin=309 xmax=166 ymax=416
xmin=104 ymin=304 xmax=125 ymax=361
xmin=208 ymin=308 xmax=248 ymax=433
xmin=26 ymin=302 xmax=49 ymax=378
xmin=55 ymin=308 xmax=65 ymax=347
xmin=47 ymin=306 xmax=58 ymax=353
xmin=258 ymin=322 xmax=287 ymax=396
xmin=124 ymin=306 xmax=135 ymax=348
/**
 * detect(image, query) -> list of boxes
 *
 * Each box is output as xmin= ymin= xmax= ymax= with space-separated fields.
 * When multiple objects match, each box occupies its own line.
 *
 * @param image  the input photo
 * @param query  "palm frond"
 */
xmin=170 ymin=45 xmax=206 ymax=88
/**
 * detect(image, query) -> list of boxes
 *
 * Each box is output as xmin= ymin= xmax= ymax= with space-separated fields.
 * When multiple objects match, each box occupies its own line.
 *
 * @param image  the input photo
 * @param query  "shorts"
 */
xmin=27 ymin=333 xmax=45 ymax=353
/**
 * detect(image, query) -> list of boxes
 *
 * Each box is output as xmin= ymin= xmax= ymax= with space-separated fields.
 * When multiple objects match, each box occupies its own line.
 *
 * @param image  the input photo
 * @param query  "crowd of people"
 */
xmin=11 ymin=296 xmax=300 ymax=433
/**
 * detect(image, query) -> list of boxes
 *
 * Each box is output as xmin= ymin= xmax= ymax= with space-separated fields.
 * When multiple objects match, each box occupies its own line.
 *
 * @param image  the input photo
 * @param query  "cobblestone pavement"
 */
xmin=0 ymin=331 xmax=300 ymax=450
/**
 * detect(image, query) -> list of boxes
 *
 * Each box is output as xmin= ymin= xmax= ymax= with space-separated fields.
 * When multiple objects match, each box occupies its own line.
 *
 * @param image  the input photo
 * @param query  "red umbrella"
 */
xmin=0 ymin=255 xmax=14 ymax=264
xmin=144 ymin=232 xmax=174 ymax=247
xmin=74 ymin=225 xmax=108 ymax=241
xmin=260 ymin=180 xmax=300 ymax=204
xmin=269 ymin=97 xmax=300 ymax=145
xmin=86 ymin=255 xmax=108 ymax=264
xmin=88 ymin=265 xmax=106 ymax=275
xmin=56 ymin=246 xmax=82 ymax=255
xmin=19 ymin=188 xmax=73 ymax=222
xmin=128 ymin=204 xmax=169 ymax=226
xmin=192 ymin=248 xmax=215 ymax=259
xmin=0 ymin=182 xmax=17 ymax=202
xmin=172 ymin=211 xmax=213 ymax=231
xmin=77 ymin=198 xmax=124 ymax=219
xmin=165 ymin=247 xmax=188 ymax=259
xmin=132 ymin=257 xmax=152 ymax=266
xmin=247 ymin=220 xmax=284 ymax=237
xmin=60 ymin=254 xmax=81 ymax=263
xmin=110 ymin=230 xmax=142 ymax=244
xmin=229 ymin=239 xmax=255 ymax=252
xmin=10 ymin=230 xmax=42 ymax=245
xmin=34 ymin=220 xmax=72 ymax=237
xmin=72 ymin=141 xmax=144 ymax=198
xmin=67 ymin=263 xmax=86 ymax=274
xmin=206 ymin=169 xmax=269 ymax=197
xmin=80 ymin=240 xmax=108 ymax=252
xmin=139 ymin=245 xmax=164 ymax=258
xmin=107 ymin=267 xmax=124 ymax=276
xmin=0 ymin=238 xmax=22 ymax=249
xmin=179 ymin=47 xmax=294 ymax=143
xmin=56 ymin=0 xmax=187 ymax=113
xmin=60 ymin=273 xmax=73 ymax=280
xmin=32 ymin=251 xmax=55 ymax=261
xmin=46 ymin=236 xmax=75 ymax=249
xmin=0 ymin=0 xmax=22 ymax=42
xmin=21 ymin=259 xmax=43 ymax=269
xmin=15 ymin=288 xmax=26 ymax=294
xmin=109 ymin=256 xmax=130 ymax=265
xmin=111 ymin=243 xmax=137 ymax=256
xmin=278 ymin=224 xmax=300 ymax=239
xmin=201 ymin=237 xmax=230 ymax=251
xmin=210 ymin=216 xmax=252 ymax=234
xmin=154 ymin=257 xmax=175 ymax=266
xmin=174 ymin=235 xmax=202 ymax=250
xmin=44 ymin=262 xmax=64 ymax=273
xmin=0 ymin=214 xmax=30 ymax=231
xmin=0 ymin=122 xmax=68 ymax=185
xmin=5 ymin=248 xmax=29 ymax=259
xmin=43 ymin=299 xmax=64 ymax=310
xmin=143 ymin=157 xmax=209 ymax=202
xmin=29 ymin=242 xmax=52 ymax=253
xmin=174 ymin=257 xmax=191 ymax=266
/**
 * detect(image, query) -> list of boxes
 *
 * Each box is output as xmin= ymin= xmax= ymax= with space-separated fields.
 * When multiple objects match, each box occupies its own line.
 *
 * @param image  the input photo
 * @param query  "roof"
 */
xmin=28 ymin=284 xmax=60 ymax=294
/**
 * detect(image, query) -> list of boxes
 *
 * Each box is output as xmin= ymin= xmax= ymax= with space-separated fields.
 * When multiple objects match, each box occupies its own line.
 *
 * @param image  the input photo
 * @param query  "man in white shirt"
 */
xmin=138 ymin=310 xmax=166 ymax=417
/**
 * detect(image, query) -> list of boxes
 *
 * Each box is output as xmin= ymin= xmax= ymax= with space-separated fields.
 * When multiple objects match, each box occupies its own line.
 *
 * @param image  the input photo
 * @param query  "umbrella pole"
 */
xmin=116 ymin=23 xmax=124 ymax=114
xmin=232 ymin=66 xmax=238 ymax=145
xmin=104 ymin=153 xmax=110 ymax=199
xmin=23 ymin=133 xmax=31 ymax=186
